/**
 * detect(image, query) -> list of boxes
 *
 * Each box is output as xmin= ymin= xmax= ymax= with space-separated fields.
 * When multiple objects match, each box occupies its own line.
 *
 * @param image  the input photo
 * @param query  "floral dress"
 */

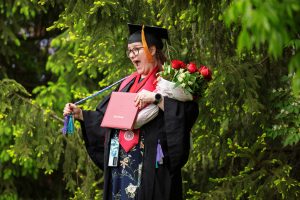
xmin=109 ymin=130 xmax=144 ymax=200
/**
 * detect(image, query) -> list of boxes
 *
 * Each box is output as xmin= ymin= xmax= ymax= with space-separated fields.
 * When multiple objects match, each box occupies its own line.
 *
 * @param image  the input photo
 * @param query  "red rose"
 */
xmin=187 ymin=62 xmax=198 ymax=73
xmin=171 ymin=60 xmax=186 ymax=69
xmin=199 ymin=65 xmax=212 ymax=80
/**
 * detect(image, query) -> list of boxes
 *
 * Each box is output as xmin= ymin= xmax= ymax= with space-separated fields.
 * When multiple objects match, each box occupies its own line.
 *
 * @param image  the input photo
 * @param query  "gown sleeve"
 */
xmin=163 ymin=97 xmax=199 ymax=173
xmin=79 ymin=79 xmax=134 ymax=170
xmin=80 ymin=94 xmax=111 ymax=170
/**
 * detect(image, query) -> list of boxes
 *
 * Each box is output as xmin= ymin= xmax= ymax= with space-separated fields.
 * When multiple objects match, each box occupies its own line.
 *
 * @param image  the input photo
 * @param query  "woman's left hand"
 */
xmin=135 ymin=89 xmax=156 ymax=109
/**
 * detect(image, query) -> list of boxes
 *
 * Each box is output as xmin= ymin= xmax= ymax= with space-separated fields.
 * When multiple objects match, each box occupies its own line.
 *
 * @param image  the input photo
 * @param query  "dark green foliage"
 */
xmin=0 ymin=78 xmax=103 ymax=199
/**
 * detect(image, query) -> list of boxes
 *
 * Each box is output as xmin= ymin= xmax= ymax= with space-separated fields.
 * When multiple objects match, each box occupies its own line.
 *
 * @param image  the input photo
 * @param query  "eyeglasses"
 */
xmin=126 ymin=47 xmax=144 ymax=57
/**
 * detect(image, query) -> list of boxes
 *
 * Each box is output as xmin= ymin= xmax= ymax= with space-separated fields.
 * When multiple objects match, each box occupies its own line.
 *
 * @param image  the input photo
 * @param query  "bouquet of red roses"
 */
xmin=157 ymin=59 xmax=212 ymax=101
xmin=134 ymin=60 xmax=211 ymax=129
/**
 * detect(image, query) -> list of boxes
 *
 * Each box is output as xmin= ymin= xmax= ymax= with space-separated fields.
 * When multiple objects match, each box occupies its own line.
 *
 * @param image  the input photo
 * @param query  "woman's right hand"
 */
xmin=63 ymin=103 xmax=84 ymax=121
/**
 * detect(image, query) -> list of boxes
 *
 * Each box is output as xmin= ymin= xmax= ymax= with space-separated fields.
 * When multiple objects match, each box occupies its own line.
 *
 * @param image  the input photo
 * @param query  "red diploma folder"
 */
xmin=101 ymin=92 xmax=138 ymax=130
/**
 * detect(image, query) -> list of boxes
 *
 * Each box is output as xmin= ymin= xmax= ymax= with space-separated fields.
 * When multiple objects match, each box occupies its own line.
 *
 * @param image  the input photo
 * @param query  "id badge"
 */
xmin=108 ymin=136 xmax=119 ymax=167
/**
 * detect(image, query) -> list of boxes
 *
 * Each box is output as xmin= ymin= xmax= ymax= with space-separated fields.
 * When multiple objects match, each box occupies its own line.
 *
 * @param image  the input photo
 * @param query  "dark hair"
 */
xmin=155 ymin=49 xmax=167 ymax=65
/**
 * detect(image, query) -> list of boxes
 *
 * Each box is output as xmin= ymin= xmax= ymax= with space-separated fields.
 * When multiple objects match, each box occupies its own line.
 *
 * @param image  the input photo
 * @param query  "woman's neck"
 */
xmin=141 ymin=62 xmax=155 ymax=78
xmin=141 ymin=66 xmax=157 ymax=78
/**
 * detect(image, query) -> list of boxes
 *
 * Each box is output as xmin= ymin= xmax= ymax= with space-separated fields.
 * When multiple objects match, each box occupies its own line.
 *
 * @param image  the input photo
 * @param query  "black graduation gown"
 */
xmin=80 ymin=79 xmax=199 ymax=200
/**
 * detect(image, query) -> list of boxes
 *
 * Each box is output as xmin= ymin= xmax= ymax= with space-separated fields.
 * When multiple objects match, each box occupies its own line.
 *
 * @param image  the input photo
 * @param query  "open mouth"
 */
xmin=134 ymin=60 xmax=141 ymax=67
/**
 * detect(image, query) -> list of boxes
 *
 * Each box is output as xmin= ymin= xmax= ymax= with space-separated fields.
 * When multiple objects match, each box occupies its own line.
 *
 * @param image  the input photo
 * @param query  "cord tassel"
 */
xmin=156 ymin=140 xmax=164 ymax=168
xmin=62 ymin=115 xmax=74 ymax=135
xmin=66 ymin=114 xmax=74 ymax=135
xmin=62 ymin=116 xmax=69 ymax=135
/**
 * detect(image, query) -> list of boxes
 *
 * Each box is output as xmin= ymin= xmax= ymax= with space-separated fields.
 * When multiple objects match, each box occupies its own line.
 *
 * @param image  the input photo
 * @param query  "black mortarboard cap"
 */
xmin=127 ymin=23 xmax=169 ymax=50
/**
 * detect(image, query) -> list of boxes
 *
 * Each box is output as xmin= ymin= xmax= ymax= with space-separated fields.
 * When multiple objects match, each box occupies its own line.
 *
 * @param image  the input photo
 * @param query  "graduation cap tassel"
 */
xmin=62 ymin=76 xmax=128 ymax=135
xmin=141 ymin=25 xmax=153 ymax=63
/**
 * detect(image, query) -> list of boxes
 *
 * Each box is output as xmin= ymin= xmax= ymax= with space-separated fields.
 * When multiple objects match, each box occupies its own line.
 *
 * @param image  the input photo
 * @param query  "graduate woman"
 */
xmin=63 ymin=24 xmax=199 ymax=200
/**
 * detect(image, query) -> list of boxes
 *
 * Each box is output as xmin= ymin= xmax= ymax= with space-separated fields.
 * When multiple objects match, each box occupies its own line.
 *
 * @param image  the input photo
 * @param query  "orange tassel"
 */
xmin=142 ymin=25 xmax=153 ymax=63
